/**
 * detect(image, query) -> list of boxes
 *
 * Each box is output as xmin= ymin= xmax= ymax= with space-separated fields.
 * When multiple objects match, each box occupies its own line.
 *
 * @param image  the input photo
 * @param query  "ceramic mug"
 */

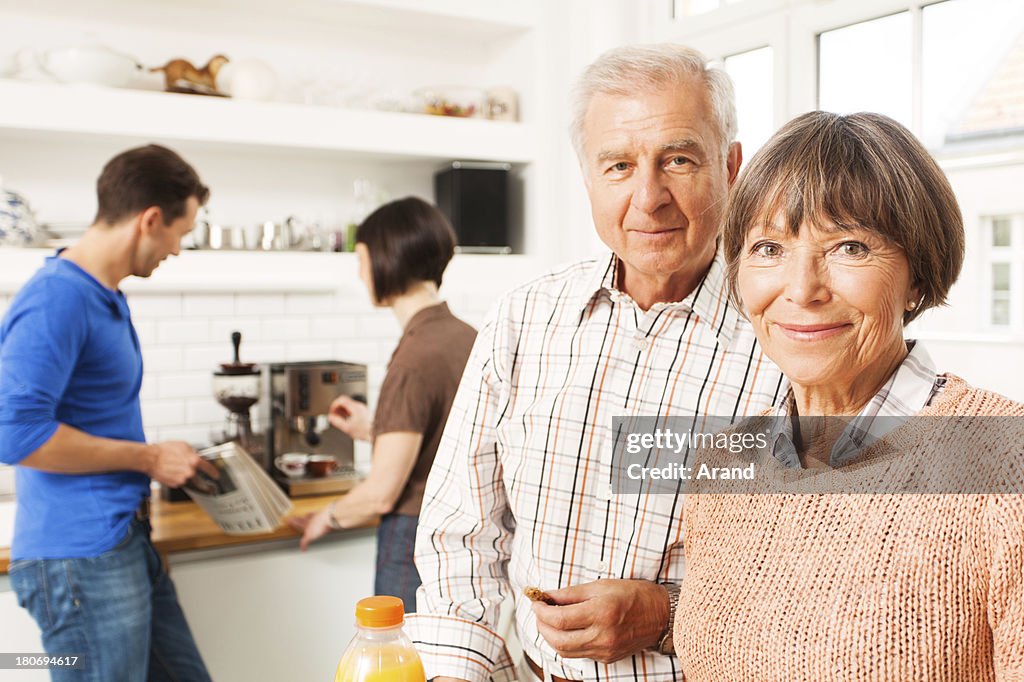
xmin=208 ymin=223 xmax=247 ymax=250
xmin=306 ymin=454 xmax=338 ymax=478
xmin=259 ymin=217 xmax=303 ymax=251
xmin=274 ymin=452 xmax=309 ymax=478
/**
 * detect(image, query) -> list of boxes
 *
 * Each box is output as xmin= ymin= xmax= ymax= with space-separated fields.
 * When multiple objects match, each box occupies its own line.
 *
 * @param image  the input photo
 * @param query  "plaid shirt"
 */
xmin=770 ymin=340 xmax=944 ymax=468
xmin=406 ymin=253 xmax=785 ymax=682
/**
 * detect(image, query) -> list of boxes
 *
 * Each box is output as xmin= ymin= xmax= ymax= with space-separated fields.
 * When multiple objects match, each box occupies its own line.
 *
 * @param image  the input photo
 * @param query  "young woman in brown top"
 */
xmin=290 ymin=197 xmax=476 ymax=613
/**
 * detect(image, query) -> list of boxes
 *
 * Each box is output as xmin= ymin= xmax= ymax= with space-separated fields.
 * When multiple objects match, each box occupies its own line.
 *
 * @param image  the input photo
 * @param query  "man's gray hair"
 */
xmin=569 ymin=43 xmax=738 ymax=160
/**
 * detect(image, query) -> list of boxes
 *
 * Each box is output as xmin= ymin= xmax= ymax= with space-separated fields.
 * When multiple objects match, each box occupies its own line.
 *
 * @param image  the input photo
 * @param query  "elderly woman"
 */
xmin=290 ymin=196 xmax=476 ymax=612
xmin=673 ymin=112 xmax=1024 ymax=680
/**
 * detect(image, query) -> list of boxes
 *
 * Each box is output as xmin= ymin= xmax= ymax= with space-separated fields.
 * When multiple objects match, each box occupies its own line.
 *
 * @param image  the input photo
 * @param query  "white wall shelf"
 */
xmin=0 ymin=80 xmax=534 ymax=164
xmin=0 ymin=247 xmax=544 ymax=296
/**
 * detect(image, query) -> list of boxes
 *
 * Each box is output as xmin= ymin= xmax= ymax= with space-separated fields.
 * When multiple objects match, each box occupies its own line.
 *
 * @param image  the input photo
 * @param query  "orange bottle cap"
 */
xmin=355 ymin=596 xmax=405 ymax=628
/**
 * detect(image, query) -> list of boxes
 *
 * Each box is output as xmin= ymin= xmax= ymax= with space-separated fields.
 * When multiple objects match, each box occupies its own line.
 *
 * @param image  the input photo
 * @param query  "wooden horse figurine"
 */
xmin=150 ymin=54 xmax=229 ymax=93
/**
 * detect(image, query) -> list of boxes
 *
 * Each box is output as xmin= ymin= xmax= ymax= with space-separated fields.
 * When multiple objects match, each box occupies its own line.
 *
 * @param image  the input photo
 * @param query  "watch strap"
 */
xmin=656 ymin=582 xmax=681 ymax=655
xmin=327 ymin=499 xmax=343 ymax=530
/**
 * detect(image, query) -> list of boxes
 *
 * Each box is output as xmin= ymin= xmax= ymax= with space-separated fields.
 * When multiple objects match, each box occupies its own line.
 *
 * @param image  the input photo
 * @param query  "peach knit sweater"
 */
xmin=673 ymin=375 xmax=1024 ymax=681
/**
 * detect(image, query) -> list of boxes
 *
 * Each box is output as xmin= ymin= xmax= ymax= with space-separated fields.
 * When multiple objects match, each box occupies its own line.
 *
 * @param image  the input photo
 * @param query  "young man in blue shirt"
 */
xmin=0 ymin=144 xmax=220 ymax=681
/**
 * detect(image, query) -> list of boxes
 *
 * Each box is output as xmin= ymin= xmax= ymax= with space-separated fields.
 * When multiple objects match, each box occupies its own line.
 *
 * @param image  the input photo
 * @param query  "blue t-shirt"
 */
xmin=0 ymin=254 xmax=148 ymax=560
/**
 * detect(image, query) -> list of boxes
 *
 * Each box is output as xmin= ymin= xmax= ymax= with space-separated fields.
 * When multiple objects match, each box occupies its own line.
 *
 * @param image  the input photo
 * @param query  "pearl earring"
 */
xmin=906 ymin=300 xmax=917 ymax=311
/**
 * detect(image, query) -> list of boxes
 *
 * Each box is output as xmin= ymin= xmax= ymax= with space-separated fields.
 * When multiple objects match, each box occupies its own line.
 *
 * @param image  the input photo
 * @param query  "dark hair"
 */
xmin=94 ymin=144 xmax=210 ymax=225
xmin=722 ymin=111 xmax=964 ymax=325
xmin=355 ymin=196 xmax=456 ymax=303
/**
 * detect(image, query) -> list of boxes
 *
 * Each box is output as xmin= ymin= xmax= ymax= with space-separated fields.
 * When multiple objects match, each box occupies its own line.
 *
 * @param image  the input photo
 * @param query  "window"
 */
xmin=992 ymin=217 xmax=1012 ymax=247
xmin=812 ymin=0 xmax=1024 ymax=337
xmin=654 ymin=0 xmax=1024 ymax=341
xmin=984 ymin=215 xmax=1022 ymax=328
xmin=725 ymin=46 xmax=775 ymax=157
xmin=818 ymin=12 xmax=912 ymax=128
xmin=815 ymin=0 xmax=1024 ymax=150
xmin=923 ymin=0 xmax=1024 ymax=150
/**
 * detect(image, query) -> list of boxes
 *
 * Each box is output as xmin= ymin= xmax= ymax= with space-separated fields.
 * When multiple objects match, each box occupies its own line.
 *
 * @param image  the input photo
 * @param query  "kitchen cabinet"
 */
xmin=0 ymin=533 xmax=376 ymax=682
xmin=0 ymin=0 xmax=558 ymax=256
xmin=169 ymin=531 xmax=377 ymax=682
xmin=0 ymin=589 xmax=47 ymax=681
xmin=0 ymin=492 xmax=379 ymax=682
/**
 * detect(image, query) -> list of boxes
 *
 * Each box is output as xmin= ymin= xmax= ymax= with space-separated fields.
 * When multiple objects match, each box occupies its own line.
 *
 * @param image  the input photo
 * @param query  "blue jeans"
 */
xmin=374 ymin=513 xmax=421 ymax=613
xmin=8 ymin=519 xmax=211 ymax=682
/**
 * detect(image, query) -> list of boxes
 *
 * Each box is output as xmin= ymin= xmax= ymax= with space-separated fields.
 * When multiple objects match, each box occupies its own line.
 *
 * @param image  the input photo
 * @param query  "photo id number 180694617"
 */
xmin=0 ymin=653 xmax=84 ymax=669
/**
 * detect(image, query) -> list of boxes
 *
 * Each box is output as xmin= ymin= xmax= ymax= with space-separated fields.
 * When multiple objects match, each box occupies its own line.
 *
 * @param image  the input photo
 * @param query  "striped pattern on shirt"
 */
xmin=406 ymin=252 xmax=785 ymax=682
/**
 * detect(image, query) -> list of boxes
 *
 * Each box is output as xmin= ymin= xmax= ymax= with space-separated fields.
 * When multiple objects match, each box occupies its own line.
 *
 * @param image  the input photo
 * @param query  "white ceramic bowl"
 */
xmin=218 ymin=58 xmax=279 ymax=101
xmin=39 ymin=46 xmax=141 ymax=88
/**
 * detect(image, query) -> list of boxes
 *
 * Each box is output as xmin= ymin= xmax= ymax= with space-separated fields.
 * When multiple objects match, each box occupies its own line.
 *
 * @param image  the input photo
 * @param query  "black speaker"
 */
xmin=434 ymin=162 xmax=512 ymax=253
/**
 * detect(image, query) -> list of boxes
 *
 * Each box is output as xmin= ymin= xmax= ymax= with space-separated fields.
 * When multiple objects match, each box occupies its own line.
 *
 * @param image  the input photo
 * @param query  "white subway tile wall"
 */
xmin=259 ymin=316 xmax=311 ymax=342
xmin=139 ymin=292 xmax=378 ymax=443
xmin=183 ymin=295 xmax=235 ymax=317
xmin=0 ymin=466 xmax=13 ymax=498
xmin=0 ymin=290 xmax=494 ymax=456
xmin=0 ymin=246 xmax=529 ymax=493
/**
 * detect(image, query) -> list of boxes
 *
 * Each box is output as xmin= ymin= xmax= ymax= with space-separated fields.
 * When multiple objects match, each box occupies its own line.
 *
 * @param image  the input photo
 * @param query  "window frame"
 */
xmin=722 ymin=44 xmax=776 ymax=156
xmin=651 ymin=0 xmax=1024 ymax=339
xmin=982 ymin=215 xmax=1024 ymax=331
xmin=653 ymin=0 xmax=954 ymax=139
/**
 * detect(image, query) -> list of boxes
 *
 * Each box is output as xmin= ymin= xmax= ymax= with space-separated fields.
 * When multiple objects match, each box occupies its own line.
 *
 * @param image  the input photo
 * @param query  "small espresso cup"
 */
xmin=274 ymin=452 xmax=309 ymax=478
xmin=306 ymin=454 xmax=338 ymax=478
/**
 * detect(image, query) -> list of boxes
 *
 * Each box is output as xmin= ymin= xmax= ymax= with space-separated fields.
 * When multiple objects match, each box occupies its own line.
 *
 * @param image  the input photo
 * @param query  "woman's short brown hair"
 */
xmin=722 ymin=111 xmax=964 ymax=324
xmin=95 ymin=144 xmax=209 ymax=225
xmin=355 ymin=196 xmax=456 ymax=303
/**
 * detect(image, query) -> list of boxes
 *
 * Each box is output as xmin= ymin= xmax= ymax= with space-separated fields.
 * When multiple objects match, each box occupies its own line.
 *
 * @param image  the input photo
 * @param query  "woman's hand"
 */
xmin=328 ymin=395 xmax=373 ymax=442
xmin=288 ymin=504 xmax=336 ymax=551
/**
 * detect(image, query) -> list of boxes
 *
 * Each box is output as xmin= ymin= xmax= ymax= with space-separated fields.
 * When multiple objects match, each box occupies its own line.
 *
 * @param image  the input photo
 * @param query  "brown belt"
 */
xmin=135 ymin=498 xmax=150 ymax=523
xmin=525 ymin=654 xmax=573 ymax=682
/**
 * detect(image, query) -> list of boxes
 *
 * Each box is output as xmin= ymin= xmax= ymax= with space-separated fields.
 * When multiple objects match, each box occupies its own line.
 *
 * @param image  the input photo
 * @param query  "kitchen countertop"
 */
xmin=0 ymin=492 xmax=368 ymax=574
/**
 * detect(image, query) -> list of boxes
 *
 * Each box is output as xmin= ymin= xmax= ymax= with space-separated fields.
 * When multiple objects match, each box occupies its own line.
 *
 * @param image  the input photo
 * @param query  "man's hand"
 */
xmin=531 ymin=579 xmax=668 ymax=663
xmin=328 ymin=395 xmax=373 ymax=442
xmin=146 ymin=441 xmax=219 ymax=488
xmin=288 ymin=505 xmax=335 ymax=551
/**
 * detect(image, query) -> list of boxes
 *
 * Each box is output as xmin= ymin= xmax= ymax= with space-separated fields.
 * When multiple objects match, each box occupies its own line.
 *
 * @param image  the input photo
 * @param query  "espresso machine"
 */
xmin=262 ymin=360 xmax=368 ymax=496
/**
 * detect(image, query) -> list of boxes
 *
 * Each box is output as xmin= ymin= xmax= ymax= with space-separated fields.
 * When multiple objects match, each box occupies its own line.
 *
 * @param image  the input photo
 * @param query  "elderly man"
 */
xmin=406 ymin=44 xmax=785 ymax=682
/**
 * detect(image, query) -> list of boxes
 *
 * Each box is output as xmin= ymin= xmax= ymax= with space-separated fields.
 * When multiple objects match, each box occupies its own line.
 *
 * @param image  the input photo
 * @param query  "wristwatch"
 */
xmin=655 ymin=582 xmax=681 ymax=655
xmin=327 ymin=499 xmax=343 ymax=530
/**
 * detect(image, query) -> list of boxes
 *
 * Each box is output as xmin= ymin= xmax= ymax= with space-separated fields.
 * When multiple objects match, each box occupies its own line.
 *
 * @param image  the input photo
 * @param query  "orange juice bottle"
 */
xmin=335 ymin=596 xmax=426 ymax=682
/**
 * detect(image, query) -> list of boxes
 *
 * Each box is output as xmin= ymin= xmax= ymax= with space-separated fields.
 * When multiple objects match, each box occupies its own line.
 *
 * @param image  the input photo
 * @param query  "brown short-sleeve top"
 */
xmin=372 ymin=302 xmax=476 ymax=516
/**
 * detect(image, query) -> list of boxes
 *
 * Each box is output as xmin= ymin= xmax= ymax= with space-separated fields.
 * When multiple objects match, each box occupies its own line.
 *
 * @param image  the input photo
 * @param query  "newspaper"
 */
xmin=182 ymin=442 xmax=292 ymax=535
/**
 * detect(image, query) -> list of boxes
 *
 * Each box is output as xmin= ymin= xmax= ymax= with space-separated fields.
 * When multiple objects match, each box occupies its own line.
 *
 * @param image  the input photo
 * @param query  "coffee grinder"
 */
xmin=212 ymin=331 xmax=264 ymax=465
xmin=262 ymin=360 xmax=367 ymax=496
